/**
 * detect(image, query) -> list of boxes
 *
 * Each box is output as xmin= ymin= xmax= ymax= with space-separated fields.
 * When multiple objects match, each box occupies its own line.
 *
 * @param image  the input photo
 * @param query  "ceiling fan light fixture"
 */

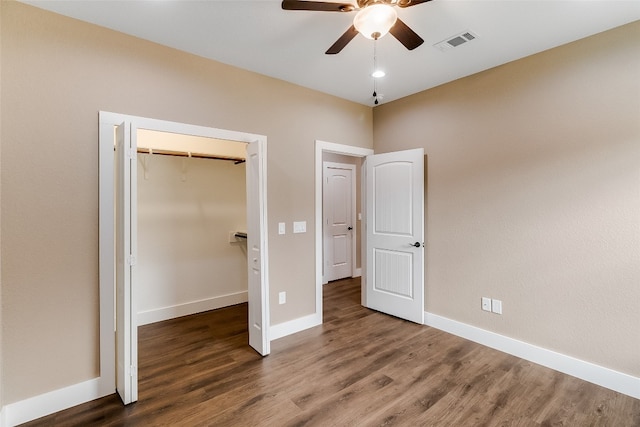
xmin=353 ymin=4 xmax=398 ymax=40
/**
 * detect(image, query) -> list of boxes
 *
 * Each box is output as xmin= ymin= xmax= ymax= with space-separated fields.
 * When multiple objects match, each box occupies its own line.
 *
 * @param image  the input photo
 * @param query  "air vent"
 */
xmin=434 ymin=31 xmax=478 ymax=51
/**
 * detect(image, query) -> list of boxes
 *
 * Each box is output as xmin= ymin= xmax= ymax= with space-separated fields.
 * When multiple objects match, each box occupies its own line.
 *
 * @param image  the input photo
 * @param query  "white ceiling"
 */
xmin=22 ymin=0 xmax=640 ymax=106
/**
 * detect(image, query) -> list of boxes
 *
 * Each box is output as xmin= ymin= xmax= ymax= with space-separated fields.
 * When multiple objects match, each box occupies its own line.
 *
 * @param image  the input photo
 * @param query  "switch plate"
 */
xmin=293 ymin=221 xmax=306 ymax=233
xmin=481 ymin=297 xmax=491 ymax=312
xmin=278 ymin=222 xmax=286 ymax=235
xmin=279 ymin=291 xmax=286 ymax=305
xmin=492 ymin=299 xmax=502 ymax=314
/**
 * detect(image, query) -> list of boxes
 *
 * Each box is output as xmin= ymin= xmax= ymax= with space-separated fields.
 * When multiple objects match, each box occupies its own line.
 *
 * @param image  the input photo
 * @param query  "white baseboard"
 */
xmin=3 ymin=377 xmax=109 ymax=427
xmin=425 ymin=312 xmax=640 ymax=399
xmin=138 ymin=291 xmax=248 ymax=326
xmin=353 ymin=268 xmax=362 ymax=278
xmin=1 ymin=406 xmax=5 ymax=427
xmin=270 ymin=312 xmax=322 ymax=341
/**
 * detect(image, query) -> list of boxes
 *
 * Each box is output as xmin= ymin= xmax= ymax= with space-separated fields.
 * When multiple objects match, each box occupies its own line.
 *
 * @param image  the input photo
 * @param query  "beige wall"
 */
xmin=0 ymin=2 xmax=372 ymax=404
xmin=373 ymin=21 xmax=640 ymax=377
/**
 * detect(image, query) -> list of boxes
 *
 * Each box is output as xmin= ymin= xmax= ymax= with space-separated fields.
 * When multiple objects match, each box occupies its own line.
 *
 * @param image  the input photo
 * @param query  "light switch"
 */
xmin=278 ymin=222 xmax=286 ymax=235
xmin=293 ymin=221 xmax=306 ymax=233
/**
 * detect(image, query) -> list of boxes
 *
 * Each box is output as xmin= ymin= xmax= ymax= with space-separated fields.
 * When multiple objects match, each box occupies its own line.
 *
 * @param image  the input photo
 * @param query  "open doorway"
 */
xmin=315 ymin=141 xmax=373 ymax=321
xmin=134 ymin=131 xmax=251 ymax=402
xmin=99 ymin=112 xmax=270 ymax=405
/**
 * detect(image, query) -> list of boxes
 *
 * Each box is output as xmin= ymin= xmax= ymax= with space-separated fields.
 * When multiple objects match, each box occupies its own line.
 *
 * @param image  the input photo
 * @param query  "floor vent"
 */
xmin=434 ymin=31 xmax=478 ymax=51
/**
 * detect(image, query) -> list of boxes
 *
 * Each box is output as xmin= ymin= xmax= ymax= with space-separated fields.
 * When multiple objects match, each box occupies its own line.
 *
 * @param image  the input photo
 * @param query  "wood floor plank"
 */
xmin=21 ymin=277 xmax=640 ymax=426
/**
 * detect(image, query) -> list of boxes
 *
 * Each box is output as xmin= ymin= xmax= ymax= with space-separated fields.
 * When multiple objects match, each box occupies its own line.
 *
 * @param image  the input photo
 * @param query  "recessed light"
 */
xmin=372 ymin=70 xmax=386 ymax=78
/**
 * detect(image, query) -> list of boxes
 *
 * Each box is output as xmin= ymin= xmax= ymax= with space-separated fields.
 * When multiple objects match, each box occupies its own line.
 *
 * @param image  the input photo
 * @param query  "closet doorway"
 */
xmin=99 ymin=112 xmax=270 ymax=406
xmin=135 ymin=130 xmax=250 ymax=327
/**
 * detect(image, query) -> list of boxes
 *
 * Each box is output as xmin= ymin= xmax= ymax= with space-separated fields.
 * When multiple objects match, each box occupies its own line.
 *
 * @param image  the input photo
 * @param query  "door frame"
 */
xmin=315 ymin=140 xmax=373 ymax=319
xmin=322 ymin=161 xmax=356 ymax=283
xmin=99 ymin=111 xmax=270 ymax=400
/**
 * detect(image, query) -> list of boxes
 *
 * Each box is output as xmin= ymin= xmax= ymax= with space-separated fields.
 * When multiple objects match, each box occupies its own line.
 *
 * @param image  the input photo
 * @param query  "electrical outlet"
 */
xmin=293 ymin=221 xmax=306 ymax=233
xmin=481 ymin=297 xmax=491 ymax=312
xmin=492 ymin=299 xmax=502 ymax=314
xmin=278 ymin=222 xmax=286 ymax=235
xmin=279 ymin=291 xmax=286 ymax=305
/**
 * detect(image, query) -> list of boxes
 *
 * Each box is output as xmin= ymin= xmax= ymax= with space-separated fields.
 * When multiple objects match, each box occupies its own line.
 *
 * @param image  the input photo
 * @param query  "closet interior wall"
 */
xmin=136 ymin=152 xmax=248 ymax=325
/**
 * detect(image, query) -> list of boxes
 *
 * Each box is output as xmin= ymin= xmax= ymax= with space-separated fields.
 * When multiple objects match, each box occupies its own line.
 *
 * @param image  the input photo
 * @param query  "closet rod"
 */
xmin=137 ymin=148 xmax=245 ymax=164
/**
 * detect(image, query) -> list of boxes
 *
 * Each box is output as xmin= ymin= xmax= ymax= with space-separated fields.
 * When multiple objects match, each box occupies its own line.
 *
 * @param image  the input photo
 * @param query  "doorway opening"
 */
xmin=315 ymin=141 xmax=425 ymax=329
xmin=99 ymin=112 xmax=270 ymax=405
xmin=135 ymin=130 xmax=249 ymax=326
xmin=315 ymin=140 xmax=373 ymax=320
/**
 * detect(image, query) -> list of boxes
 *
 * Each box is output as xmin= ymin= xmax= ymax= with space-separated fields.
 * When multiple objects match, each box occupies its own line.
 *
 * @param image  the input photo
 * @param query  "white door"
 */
xmin=365 ymin=148 xmax=424 ymax=324
xmin=115 ymin=122 xmax=138 ymax=404
xmin=323 ymin=162 xmax=355 ymax=282
xmin=246 ymin=142 xmax=270 ymax=356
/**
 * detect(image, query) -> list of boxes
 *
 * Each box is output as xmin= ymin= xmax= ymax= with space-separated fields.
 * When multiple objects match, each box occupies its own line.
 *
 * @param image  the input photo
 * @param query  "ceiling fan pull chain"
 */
xmin=373 ymin=39 xmax=379 ymax=105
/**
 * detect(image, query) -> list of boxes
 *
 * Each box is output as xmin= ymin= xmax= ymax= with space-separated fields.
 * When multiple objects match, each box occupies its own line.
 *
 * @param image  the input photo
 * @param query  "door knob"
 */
xmin=412 ymin=242 xmax=421 ymax=248
xmin=348 ymin=226 xmax=353 ymax=230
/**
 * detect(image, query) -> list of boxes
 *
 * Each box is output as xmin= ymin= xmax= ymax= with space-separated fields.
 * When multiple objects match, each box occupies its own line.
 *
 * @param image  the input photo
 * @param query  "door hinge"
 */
xmin=127 ymin=148 xmax=136 ymax=160
xmin=130 ymin=365 xmax=136 ymax=377
xmin=127 ymin=255 xmax=137 ymax=266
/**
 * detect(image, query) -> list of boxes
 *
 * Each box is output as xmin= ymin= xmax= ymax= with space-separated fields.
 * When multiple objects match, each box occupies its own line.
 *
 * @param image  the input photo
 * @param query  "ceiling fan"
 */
xmin=282 ymin=0 xmax=432 ymax=54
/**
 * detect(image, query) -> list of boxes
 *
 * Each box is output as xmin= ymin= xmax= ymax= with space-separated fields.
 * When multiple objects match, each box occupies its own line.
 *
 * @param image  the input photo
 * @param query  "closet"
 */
xmin=135 ymin=130 xmax=248 ymax=326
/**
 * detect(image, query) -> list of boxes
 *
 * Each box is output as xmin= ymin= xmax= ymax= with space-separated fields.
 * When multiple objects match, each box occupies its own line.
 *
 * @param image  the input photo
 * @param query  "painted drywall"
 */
xmin=137 ymin=153 xmax=247 ymax=323
xmin=322 ymin=152 xmax=362 ymax=271
xmin=0 ymin=2 xmax=372 ymax=404
xmin=373 ymin=21 xmax=640 ymax=377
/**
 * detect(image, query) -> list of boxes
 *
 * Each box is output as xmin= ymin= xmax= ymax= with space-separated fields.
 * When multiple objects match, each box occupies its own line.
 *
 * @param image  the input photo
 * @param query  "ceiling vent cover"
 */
xmin=434 ymin=31 xmax=478 ymax=51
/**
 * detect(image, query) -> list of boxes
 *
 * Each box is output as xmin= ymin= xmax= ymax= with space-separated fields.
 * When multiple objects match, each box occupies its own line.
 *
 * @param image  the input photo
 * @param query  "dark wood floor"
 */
xmin=23 ymin=278 xmax=639 ymax=426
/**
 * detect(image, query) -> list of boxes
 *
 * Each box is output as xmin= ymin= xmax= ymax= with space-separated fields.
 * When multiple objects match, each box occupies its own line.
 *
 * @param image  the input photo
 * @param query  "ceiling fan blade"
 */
xmin=397 ymin=0 xmax=433 ymax=7
xmin=326 ymin=25 xmax=359 ymax=55
xmin=389 ymin=18 xmax=424 ymax=50
xmin=282 ymin=0 xmax=356 ymax=12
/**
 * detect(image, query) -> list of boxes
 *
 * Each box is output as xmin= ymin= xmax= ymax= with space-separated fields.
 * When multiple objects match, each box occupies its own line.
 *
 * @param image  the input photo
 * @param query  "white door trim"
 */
xmin=99 ymin=111 xmax=270 ymax=403
xmin=315 ymin=140 xmax=373 ymax=321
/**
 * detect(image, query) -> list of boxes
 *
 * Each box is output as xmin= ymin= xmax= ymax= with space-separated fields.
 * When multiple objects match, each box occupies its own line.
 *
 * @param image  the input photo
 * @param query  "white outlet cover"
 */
xmin=492 ymin=299 xmax=503 ymax=314
xmin=278 ymin=291 xmax=286 ymax=304
xmin=293 ymin=221 xmax=306 ymax=233
xmin=278 ymin=222 xmax=285 ymax=235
